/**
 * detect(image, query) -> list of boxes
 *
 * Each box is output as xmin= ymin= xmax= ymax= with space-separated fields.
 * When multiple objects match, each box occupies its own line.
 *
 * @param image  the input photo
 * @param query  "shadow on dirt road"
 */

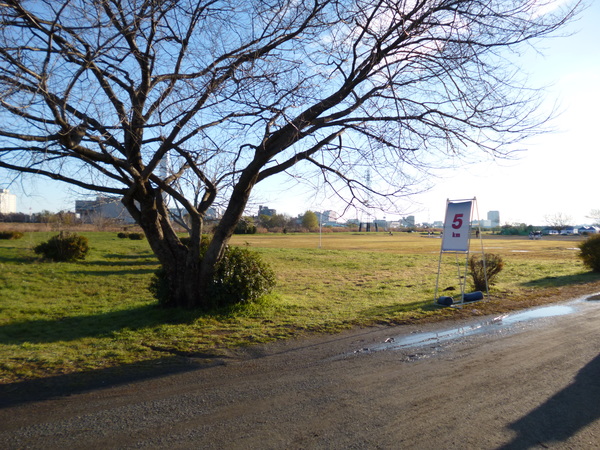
xmin=499 ymin=353 xmax=600 ymax=449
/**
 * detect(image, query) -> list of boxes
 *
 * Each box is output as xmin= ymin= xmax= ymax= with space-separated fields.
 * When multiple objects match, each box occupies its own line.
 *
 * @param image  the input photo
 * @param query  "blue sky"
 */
xmin=3 ymin=1 xmax=598 ymax=226
xmin=256 ymin=0 xmax=600 ymax=226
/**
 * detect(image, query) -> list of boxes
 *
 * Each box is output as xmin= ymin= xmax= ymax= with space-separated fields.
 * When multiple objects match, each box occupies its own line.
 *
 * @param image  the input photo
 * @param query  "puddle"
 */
xmin=350 ymin=295 xmax=600 ymax=355
xmin=500 ymin=305 xmax=573 ymax=325
xmin=378 ymin=305 xmax=575 ymax=351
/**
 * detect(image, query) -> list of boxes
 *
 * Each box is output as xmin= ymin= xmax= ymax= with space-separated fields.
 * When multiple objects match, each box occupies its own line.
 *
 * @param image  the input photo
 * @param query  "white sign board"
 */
xmin=441 ymin=200 xmax=472 ymax=251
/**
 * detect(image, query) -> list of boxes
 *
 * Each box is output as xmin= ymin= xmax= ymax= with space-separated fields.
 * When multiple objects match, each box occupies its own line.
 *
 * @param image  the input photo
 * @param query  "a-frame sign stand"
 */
xmin=434 ymin=197 xmax=487 ymax=307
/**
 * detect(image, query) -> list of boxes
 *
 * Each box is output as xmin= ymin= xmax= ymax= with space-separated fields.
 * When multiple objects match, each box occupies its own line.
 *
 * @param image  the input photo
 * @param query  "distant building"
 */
xmin=75 ymin=196 xmax=134 ymax=224
xmin=578 ymin=226 xmax=600 ymax=235
xmin=472 ymin=219 xmax=493 ymax=229
xmin=560 ymin=226 xmax=578 ymax=235
xmin=321 ymin=210 xmax=338 ymax=222
xmin=542 ymin=228 xmax=559 ymax=235
xmin=471 ymin=212 xmax=500 ymax=229
xmin=205 ymin=207 xmax=220 ymax=220
xmin=258 ymin=205 xmax=276 ymax=217
xmin=401 ymin=215 xmax=415 ymax=227
xmin=0 ymin=189 xmax=17 ymax=214
xmin=315 ymin=210 xmax=339 ymax=224
xmin=487 ymin=211 xmax=500 ymax=228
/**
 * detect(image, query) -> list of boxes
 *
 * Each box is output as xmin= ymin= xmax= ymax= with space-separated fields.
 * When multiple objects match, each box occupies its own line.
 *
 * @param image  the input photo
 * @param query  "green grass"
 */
xmin=1 ymin=231 xmax=599 ymax=383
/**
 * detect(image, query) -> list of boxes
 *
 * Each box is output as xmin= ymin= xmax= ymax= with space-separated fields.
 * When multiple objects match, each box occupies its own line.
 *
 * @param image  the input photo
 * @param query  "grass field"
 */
xmin=1 ymin=230 xmax=600 ymax=383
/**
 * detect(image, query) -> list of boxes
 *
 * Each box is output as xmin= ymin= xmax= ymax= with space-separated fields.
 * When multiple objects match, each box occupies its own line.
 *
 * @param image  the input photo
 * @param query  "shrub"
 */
xmin=209 ymin=246 xmax=276 ymax=307
xmin=34 ymin=231 xmax=90 ymax=262
xmin=468 ymin=253 xmax=504 ymax=292
xmin=0 ymin=230 xmax=24 ymax=240
xmin=234 ymin=219 xmax=257 ymax=234
xmin=151 ymin=238 xmax=276 ymax=309
xmin=116 ymin=232 xmax=145 ymax=240
xmin=578 ymin=235 xmax=600 ymax=272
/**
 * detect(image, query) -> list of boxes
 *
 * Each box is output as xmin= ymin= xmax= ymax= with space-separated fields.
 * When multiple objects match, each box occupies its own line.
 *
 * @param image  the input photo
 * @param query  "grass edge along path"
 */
xmin=1 ymin=231 xmax=600 ymax=384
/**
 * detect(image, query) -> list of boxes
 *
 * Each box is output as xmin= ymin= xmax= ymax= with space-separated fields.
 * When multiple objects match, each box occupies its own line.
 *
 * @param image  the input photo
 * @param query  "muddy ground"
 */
xmin=2 ymin=293 xmax=600 ymax=449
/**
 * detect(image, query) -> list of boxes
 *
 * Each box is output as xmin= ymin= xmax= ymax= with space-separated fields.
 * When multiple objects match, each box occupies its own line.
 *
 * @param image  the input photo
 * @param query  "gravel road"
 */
xmin=2 ymin=294 xmax=600 ymax=449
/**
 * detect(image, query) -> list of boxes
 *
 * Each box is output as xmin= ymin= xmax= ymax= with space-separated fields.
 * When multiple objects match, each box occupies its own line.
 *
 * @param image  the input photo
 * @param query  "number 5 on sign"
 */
xmin=442 ymin=201 xmax=472 ymax=251
xmin=452 ymin=213 xmax=463 ymax=229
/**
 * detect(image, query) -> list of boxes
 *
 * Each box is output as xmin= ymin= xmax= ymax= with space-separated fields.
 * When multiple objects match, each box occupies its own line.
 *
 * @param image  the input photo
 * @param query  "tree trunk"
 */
xmin=122 ymin=166 xmax=259 ymax=309
xmin=122 ymin=191 xmax=204 ymax=308
xmin=161 ymin=253 xmax=202 ymax=309
xmin=121 ymin=191 xmax=250 ymax=308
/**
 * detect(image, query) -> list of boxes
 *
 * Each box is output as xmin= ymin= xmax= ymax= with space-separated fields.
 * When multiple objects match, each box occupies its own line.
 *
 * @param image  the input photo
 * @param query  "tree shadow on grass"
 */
xmin=82 ymin=260 xmax=158 ymax=268
xmin=0 ymin=249 xmax=158 ymax=267
xmin=80 ymin=252 xmax=158 ymax=265
xmin=68 ymin=267 xmax=157 ymax=276
xmin=521 ymin=272 xmax=600 ymax=289
xmin=102 ymin=252 xmax=156 ymax=260
xmin=0 ymin=304 xmax=200 ymax=345
xmin=68 ymin=253 xmax=159 ymax=273
xmin=359 ymin=299 xmax=439 ymax=320
xmin=0 ymin=249 xmax=37 ymax=264
xmin=0 ymin=254 xmax=35 ymax=264
xmin=0 ymin=301 xmax=264 ymax=407
xmin=498 ymin=353 xmax=600 ymax=449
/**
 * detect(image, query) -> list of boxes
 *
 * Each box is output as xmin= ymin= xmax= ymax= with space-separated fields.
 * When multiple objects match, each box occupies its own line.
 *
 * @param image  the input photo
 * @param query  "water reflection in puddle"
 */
xmin=360 ymin=297 xmax=600 ymax=354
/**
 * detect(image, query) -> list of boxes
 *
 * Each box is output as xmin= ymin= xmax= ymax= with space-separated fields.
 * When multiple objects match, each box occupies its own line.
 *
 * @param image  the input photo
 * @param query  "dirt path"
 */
xmin=2 ymin=294 xmax=600 ymax=449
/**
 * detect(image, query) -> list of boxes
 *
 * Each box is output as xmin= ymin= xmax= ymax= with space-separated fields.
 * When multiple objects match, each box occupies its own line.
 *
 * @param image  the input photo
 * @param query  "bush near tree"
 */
xmin=208 ymin=246 xmax=276 ymax=307
xmin=151 ymin=236 xmax=275 ymax=309
xmin=469 ymin=253 xmax=504 ymax=292
xmin=34 ymin=232 xmax=90 ymax=262
xmin=578 ymin=235 xmax=600 ymax=273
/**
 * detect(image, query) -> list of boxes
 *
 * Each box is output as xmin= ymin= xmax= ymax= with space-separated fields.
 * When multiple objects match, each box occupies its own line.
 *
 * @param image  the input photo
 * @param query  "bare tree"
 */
xmin=587 ymin=209 xmax=600 ymax=226
xmin=545 ymin=212 xmax=573 ymax=231
xmin=0 ymin=0 xmax=580 ymax=308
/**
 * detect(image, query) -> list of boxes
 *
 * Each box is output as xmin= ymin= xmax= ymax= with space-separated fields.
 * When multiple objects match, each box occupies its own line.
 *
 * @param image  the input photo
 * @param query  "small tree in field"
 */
xmin=469 ymin=253 xmax=504 ymax=292
xmin=0 ymin=1 xmax=580 ymax=308
xmin=302 ymin=211 xmax=319 ymax=231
